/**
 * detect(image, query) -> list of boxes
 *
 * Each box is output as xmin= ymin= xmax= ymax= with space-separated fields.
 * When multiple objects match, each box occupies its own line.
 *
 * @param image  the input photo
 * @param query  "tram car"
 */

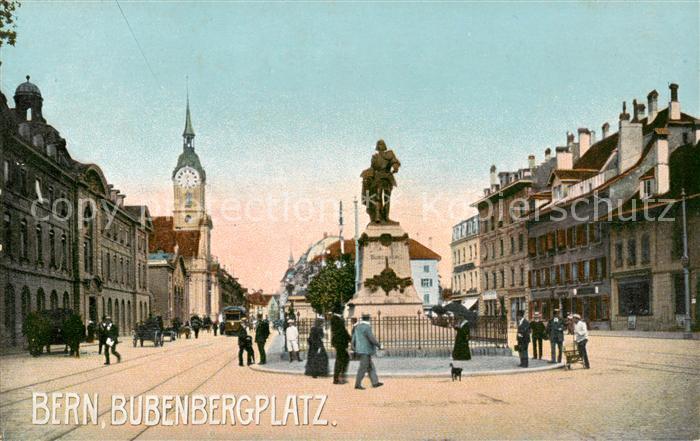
xmin=222 ymin=306 xmax=247 ymax=335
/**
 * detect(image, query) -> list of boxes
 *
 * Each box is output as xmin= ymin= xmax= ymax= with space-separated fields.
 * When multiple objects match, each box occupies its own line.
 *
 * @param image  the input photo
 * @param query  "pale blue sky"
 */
xmin=2 ymin=1 xmax=698 ymax=289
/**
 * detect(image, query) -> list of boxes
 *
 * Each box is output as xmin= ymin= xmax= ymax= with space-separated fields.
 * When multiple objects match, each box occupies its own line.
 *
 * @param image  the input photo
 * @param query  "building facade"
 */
xmin=147 ymin=251 xmax=189 ymax=326
xmin=450 ymin=215 xmax=481 ymax=308
xmin=1 ymin=78 xmax=152 ymax=348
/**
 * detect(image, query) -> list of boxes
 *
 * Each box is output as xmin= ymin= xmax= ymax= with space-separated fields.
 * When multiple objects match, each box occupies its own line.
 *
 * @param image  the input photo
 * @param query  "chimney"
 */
xmin=555 ymin=146 xmax=573 ymax=170
xmin=618 ymin=101 xmax=643 ymax=174
xmin=117 ymin=194 xmax=126 ymax=208
xmin=653 ymin=129 xmax=670 ymax=195
xmin=566 ymin=132 xmax=575 ymax=146
xmin=578 ymin=128 xmax=591 ymax=160
xmin=544 ymin=148 xmax=552 ymax=161
xmin=528 ymin=154 xmax=536 ymax=170
xmin=490 ymin=165 xmax=497 ymax=188
xmin=590 ymin=130 xmax=596 ymax=145
xmin=632 ymin=100 xmax=646 ymax=122
xmin=647 ymin=90 xmax=658 ymax=123
xmin=669 ymin=83 xmax=680 ymax=120
xmin=602 ymin=122 xmax=610 ymax=139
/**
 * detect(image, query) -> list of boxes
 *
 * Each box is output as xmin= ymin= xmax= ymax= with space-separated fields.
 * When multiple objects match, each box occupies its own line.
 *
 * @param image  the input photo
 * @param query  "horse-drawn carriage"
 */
xmin=23 ymin=309 xmax=84 ymax=356
xmin=133 ymin=316 xmax=165 ymax=347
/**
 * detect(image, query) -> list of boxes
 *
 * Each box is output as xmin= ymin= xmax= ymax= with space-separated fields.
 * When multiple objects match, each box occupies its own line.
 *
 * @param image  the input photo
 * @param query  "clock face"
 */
xmin=175 ymin=167 xmax=200 ymax=189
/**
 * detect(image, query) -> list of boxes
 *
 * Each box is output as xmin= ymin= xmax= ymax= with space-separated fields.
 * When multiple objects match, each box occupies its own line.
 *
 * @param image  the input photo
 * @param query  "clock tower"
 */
xmin=173 ymin=97 xmax=207 ymax=230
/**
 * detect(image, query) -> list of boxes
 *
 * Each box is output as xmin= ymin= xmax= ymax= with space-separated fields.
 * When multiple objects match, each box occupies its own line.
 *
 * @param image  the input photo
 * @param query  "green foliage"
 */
xmin=22 ymin=311 xmax=51 ymax=356
xmin=0 ymin=0 xmax=21 ymax=47
xmin=306 ymin=254 xmax=356 ymax=315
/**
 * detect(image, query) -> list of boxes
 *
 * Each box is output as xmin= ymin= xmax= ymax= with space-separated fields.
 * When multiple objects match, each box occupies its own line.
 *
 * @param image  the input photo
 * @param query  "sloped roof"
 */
xmin=246 ymin=291 xmax=272 ymax=307
xmin=318 ymin=237 xmax=441 ymax=261
xmin=148 ymin=216 xmax=201 ymax=258
xmin=550 ymin=168 xmax=598 ymax=183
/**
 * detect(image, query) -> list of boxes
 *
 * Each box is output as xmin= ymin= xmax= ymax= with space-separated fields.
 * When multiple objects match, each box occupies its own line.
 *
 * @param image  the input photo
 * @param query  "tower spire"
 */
xmin=183 ymin=77 xmax=195 ymax=148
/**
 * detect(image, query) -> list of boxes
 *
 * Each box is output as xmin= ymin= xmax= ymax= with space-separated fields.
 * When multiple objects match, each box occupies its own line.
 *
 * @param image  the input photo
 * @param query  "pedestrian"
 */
xmin=285 ymin=319 xmax=301 ymax=362
xmin=573 ymin=314 xmax=590 ymax=369
xmin=97 ymin=316 xmax=107 ymax=355
xmin=103 ymin=316 xmax=121 ymax=365
xmin=255 ymin=314 xmax=270 ymax=365
xmin=530 ymin=312 xmax=546 ymax=360
xmin=191 ymin=315 xmax=202 ymax=339
xmin=331 ymin=305 xmax=351 ymax=385
xmin=516 ymin=310 xmax=530 ymax=368
xmin=237 ymin=326 xmax=255 ymax=366
xmin=352 ymin=313 xmax=383 ymax=390
xmin=546 ymin=308 xmax=565 ymax=363
xmin=452 ymin=317 xmax=471 ymax=361
xmin=305 ymin=318 xmax=329 ymax=378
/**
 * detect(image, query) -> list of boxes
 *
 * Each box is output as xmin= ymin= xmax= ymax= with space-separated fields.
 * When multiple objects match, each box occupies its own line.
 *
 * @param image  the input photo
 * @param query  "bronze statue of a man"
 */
xmin=361 ymin=139 xmax=401 ymax=223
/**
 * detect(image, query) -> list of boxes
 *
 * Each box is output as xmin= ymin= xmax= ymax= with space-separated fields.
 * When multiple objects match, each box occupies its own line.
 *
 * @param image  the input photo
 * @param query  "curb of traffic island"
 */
xmin=249 ymin=359 xmax=566 ymax=378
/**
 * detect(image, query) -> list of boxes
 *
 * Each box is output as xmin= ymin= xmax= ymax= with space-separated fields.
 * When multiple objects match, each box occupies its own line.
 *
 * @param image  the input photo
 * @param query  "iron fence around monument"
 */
xmin=296 ymin=315 xmax=508 ymax=354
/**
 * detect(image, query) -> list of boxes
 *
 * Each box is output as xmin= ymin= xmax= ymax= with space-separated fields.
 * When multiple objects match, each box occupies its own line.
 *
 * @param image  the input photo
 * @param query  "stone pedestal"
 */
xmin=348 ymin=223 xmax=423 ymax=318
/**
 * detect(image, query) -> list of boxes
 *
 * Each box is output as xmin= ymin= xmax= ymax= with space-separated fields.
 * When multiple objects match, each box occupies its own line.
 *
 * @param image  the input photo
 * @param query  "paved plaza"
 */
xmin=0 ymin=332 xmax=698 ymax=440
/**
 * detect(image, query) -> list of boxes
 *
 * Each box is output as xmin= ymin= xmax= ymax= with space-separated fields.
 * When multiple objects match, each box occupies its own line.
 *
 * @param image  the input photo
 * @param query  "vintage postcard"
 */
xmin=0 ymin=1 xmax=698 ymax=440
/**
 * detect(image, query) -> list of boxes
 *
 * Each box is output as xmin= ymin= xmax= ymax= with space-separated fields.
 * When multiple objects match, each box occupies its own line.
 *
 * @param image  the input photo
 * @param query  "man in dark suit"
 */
xmin=238 ymin=325 xmax=255 ymax=366
xmin=103 ymin=316 xmax=121 ymax=365
xmin=546 ymin=308 xmax=565 ymax=363
xmin=330 ymin=305 xmax=351 ymax=385
xmin=97 ymin=316 xmax=107 ymax=355
xmin=254 ymin=314 xmax=270 ymax=365
xmin=530 ymin=312 xmax=546 ymax=360
xmin=516 ymin=310 xmax=530 ymax=368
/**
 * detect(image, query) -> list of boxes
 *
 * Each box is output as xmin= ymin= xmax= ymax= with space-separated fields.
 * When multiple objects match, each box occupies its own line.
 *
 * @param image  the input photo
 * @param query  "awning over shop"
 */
xmin=462 ymin=297 xmax=478 ymax=310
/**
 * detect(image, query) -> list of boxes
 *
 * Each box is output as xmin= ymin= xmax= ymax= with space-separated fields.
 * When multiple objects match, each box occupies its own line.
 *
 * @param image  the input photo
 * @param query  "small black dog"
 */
xmin=449 ymin=363 xmax=462 ymax=381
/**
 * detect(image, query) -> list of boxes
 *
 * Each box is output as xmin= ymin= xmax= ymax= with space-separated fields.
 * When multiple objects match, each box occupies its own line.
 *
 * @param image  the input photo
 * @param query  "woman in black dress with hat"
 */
xmin=305 ymin=318 xmax=329 ymax=378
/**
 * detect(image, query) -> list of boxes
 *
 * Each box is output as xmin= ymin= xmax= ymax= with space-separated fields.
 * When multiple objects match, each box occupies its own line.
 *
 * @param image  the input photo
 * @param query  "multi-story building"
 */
xmin=527 ymin=84 xmax=698 ymax=330
xmin=450 ymin=215 xmax=481 ymax=309
xmin=473 ymin=155 xmax=554 ymax=326
xmin=1 ymin=77 xmax=152 ymax=348
xmin=147 ymin=251 xmax=189 ymax=326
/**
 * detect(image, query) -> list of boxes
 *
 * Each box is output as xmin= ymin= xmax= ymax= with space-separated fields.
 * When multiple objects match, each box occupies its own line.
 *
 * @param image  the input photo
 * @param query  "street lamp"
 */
xmin=681 ymin=188 xmax=691 ymax=334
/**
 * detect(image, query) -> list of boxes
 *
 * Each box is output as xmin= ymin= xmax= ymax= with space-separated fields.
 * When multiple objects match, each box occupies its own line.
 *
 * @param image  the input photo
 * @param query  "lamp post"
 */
xmin=681 ymin=188 xmax=691 ymax=334
xmin=354 ymin=197 xmax=360 ymax=294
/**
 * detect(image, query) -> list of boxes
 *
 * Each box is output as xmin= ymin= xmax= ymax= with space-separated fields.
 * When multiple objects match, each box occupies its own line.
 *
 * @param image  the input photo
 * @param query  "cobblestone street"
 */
xmin=1 ymin=332 xmax=697 ymax=440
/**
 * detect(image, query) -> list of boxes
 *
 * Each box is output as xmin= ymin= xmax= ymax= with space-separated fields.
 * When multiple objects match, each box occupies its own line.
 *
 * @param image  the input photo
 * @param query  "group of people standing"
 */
xmin=283 ymin=307 xmax=383 ymax=390
xmin=236 ymin=314 xmax=271 ymax=366
xmin=516 ymin=309 xmax=591 ymax=369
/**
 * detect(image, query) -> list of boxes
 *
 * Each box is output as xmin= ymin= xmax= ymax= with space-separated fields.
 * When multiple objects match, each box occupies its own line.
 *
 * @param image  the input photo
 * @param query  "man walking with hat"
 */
xmin=352 ymin=313 xmax=383 ymax=390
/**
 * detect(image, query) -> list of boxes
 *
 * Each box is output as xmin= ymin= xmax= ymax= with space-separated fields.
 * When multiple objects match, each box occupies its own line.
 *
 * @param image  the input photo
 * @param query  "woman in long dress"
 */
xmin=452 ymin=319 xmax=472 ymax=361
xmin=305 ymin=319 xmax=329 ymax=378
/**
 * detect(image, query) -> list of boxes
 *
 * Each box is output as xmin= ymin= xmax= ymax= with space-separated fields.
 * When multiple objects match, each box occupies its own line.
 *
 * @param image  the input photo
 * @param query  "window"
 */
xmin=518 ymin=234 xmax=524 ymax=252
xmin=420 ymin=278 xmax=433 ymax=288
xmin=423 ymin=294 xmax=430 ymax=304
xmin=35 ymin=225 xmax=43 ymax=265
xmin=120 ymin=257 xmax=125 ymax=284
xmin=49 ymin=229 xmax=56 ymax=267
xmin=107 ymin=252 xmax=111 ymax=280
xmin=641 ymin=234 xmax=650 ymax=264
xmin=618 ymin=278 xmax=651 ymax=315
xmin=528 ymin=238 xmax=536 ymax=257
xmin=19 ymin=219 xmax=29 ymax=259
xmin=126 ymin=259 xmax=130 ymax=286
xmin=62 ymin=291 xmax=70 ymax=309
xmin=572 ymin=262 xmax=579 ymax=282
xmin=615 ymin=242 xmax=623 ymax=268
xmin=567 ymin=227 xmax=575 ymax=248
xmin=627 ymin=238 xmax=637 ymax=266
xmin=519 ymin=266 xmax=524 ymax=286
xmin=492 ymin=272 xmax=497 ymax=289
xmin=423 ymin=265 xmax=430 ymax=273
xmin=50 ymin=290 xmax=58 ymax=309
xmin=61 ymin=233 xmax=67 ymax=269
xmin=3 ymin=214 xmax=11 ymax=257
xmin=37 ymin=288 xmax=46 ymax=311
xmin=510 ymin=236 xmax=515 ymax=254
xmin=500 ymin=270 xmax=505 ymax=288
xmin=2 ymin=160 xmax=9 ymax=185
xmin=484 ymin=274 xmax=489 ymax=290
xmin=510 ymin=267 xmax=515 ymax=287
xmin=499 ymin=239 xmax=504 ymax=257
xmin=583 ymin=260 xmax=590 ymax=281
xmin=589 ymin=223 xmax=601 ymax=243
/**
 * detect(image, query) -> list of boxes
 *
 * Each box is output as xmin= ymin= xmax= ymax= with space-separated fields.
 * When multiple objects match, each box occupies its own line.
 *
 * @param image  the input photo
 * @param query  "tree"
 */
xmin=306 ymin=254 xmax=356 ymax=315
xmin=0 ymin=1 xmax=21 ymax=47
xmin=441 ymin=288 xmax=454 ymax=302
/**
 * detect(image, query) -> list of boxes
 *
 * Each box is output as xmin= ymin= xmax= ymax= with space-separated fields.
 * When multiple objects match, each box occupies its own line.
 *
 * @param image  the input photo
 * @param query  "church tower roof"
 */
xmin=183 ymin=96 xmax=195 ymax=138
